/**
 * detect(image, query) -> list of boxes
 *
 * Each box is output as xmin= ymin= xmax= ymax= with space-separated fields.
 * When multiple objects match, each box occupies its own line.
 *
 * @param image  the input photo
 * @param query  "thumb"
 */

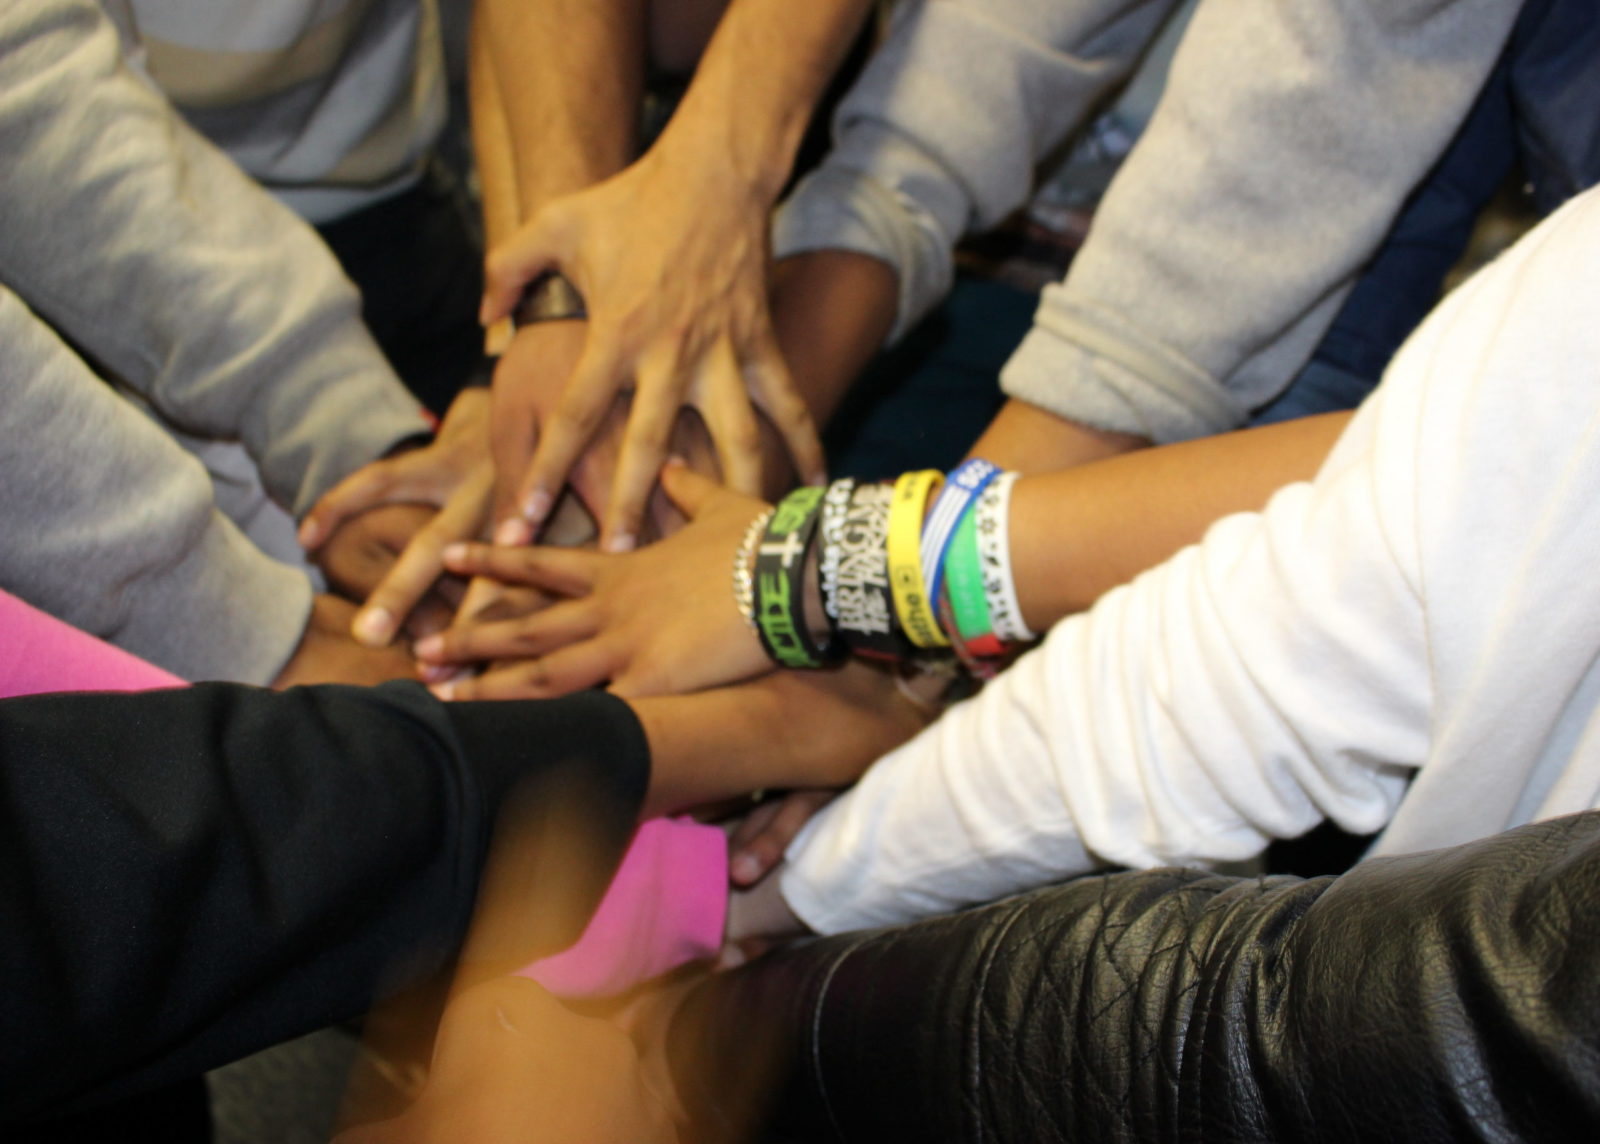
xmin=480 ymin=215 xmax=563 ymax=326
xmin=657 ymin=457 xmax=729 ymax=520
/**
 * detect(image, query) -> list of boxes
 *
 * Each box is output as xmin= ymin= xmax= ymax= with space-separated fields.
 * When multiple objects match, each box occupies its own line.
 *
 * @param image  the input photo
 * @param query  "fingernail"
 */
xmin=414 ymin=635 xmax=442 ymax=660
xmin=494 ymin=518 xmax=530 ymax=547
xmin=603 ymin=531 xmax=635 ymax=554
xmin=352 ymin=607 xmax=394 ymax=647
xmin=731 ymin=855 xmax=761 ymax=885
xmin=523 ymin=488 xmax=553 ymax=525
xmin=429 ymin=680 xmax=456 ymax=701
xmin=297 ymin=519 xmax=321 ymax=548
xmin=665 ymin=455 xmax=688 ymax=470
xmin=442 ymin=541 xmax=471 ymax=565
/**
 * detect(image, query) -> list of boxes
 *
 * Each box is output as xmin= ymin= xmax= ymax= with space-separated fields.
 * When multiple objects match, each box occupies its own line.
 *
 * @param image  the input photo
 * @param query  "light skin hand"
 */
xmin=487 ymin=320 xmax=592 ymax=546
xmin=481 ymin=145 xmax=825 ymax=554
xmin=419 ymin=461 xmax=773 ymax=700
xmin=353 ymin=460 xmax=496 ymax=647
xmin=722 ymin=864 xmax=809 ymax=962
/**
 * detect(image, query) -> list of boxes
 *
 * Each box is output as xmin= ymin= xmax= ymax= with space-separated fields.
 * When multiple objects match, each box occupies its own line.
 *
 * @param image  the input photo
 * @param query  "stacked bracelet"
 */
xmin=829 ymin=480 xmax=911 ymax=660
xmin=975 ymin=471 xmax=1035 ymax=643
xmin=732 ymin=507 xmax=775 ymax=635
xmin=816 ymin=477 xmax=857 ymax=625
xmin=887 ymin=470 xmax=949 ymax=649
xmin=753 ymin=487 xmax=840 ymax=669
xmin=732 ymin=461 xmax=1033 ymax=677
xmin=943 ymin=508 xmax=1006 ymax=658
xmin=920 ymin=458 xmax=1001 ymax=609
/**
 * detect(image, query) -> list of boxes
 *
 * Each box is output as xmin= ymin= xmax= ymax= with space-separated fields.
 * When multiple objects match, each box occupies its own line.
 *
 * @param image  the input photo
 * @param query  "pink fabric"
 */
xmin=0 ymin=588 xmax=183 ymax=696
xmin=0 ymin=588 xmax=727 ymax=999
xmin=520 ymin=816 xmax=729 ymax=998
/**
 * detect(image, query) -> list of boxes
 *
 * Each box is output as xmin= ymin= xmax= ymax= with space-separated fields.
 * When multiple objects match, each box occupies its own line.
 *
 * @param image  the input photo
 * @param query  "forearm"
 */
xmin=468 ymin=12 xmax=521 ymax=253
xmin=783 ymin=405 xmax=1411 ymax=933
xmin=656 ymin=0 xmax=873 ymax=204
xmin=770 ymin=249 xmax=898 ymax=426
xmin=473 ymin=0 xmax=645 ymax=228
xmin=1008 ymin=410 xmax=1351 ymax=628
xmin=0 ymin=682 xmax=648 ymax=1122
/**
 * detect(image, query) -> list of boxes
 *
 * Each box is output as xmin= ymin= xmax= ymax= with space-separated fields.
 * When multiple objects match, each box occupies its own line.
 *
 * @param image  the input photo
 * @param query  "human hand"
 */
xmin=315 ymin=503 xmax=460 ymax=639
xmin=417 ymin=461 xmax=773 ymax=700
xmin=300 ymin=387 xmax=490 ymax=551
xmin=480 ymin=147 xmax=826 ymax=554
xmin=720 ymin=866 xmax=810 ymax=969
xmin=270 ymin=594 xmax=417 ymax=688
xmin=633 ymin=656 xmax=935 ymax=816
xmin=335 ymin=977 xmax=679 ymax=1144
xmin=300 ymin=389 xmax=497 ymax=647
xmin=726 ymin=790 xmax=836 ymax=888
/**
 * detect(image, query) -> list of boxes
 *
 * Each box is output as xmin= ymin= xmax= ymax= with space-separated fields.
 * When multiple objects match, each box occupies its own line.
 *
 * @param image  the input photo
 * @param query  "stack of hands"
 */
xmin=288 ymin=139 xmax=921 ymax=1139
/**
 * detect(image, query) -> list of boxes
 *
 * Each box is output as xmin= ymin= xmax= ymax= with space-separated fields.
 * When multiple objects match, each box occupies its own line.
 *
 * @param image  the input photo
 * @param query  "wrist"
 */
xmin=971 ymin=399 xmax=1149 ymax=474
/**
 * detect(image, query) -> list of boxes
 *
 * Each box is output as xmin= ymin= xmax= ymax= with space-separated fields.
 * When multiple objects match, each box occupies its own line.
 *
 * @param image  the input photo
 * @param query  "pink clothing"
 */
xmin=0 ymin=588 xmax=182 ymax=695
xmin=0 ymin=586 xmax=726 ymax=994
xmin=520 ymin=816 xmax=729 ymax=997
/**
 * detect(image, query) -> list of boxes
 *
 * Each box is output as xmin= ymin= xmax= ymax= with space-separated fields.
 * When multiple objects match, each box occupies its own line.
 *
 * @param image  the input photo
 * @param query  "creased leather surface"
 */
xmin=674 ymin=812 xmax=1600 ymax=1142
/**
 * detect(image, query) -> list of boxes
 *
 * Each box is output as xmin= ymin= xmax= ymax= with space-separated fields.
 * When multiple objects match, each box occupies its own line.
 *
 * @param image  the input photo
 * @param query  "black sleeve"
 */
xmin=0 ymin=680 xmax=648 ymax=1123
xmin=667 ymin=812 xmax=1600 ymax=1143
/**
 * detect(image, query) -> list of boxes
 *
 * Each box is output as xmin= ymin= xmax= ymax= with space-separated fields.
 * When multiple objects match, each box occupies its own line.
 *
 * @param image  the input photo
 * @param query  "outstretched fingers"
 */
xmin=746 ymin=337 xmax=826 ymax=487
xmin=300 ymin=454 xmax=435 ymax=552
xmin=513 ymin=341 xmax=624 ymax=536
xmin=599 ymin=346 xmax=683 ymax=553
xmin=434 ymin=640 xmax=618 ymax=701
xmin=414 ymin=601 xmax=599 ymax=667
xmin=443 ymin=540 xmax=600 ymax=598
xmin=693 ymin=337 xmax=766 ymax=497
xmin=350 ymin=465 xmax=494 ymax=647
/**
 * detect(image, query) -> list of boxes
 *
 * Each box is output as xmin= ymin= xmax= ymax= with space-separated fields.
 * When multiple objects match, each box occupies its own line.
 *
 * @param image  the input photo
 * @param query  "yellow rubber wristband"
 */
xmin=887 ymin=469 xmax=949 ymax=649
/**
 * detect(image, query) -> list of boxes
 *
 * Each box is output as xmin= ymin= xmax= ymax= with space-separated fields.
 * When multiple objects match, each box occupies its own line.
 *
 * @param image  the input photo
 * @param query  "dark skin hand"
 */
xmin=315 ymin=503 xmax=464 ymax=641
xmin=270 ymin=594 xmax=416 ymax=689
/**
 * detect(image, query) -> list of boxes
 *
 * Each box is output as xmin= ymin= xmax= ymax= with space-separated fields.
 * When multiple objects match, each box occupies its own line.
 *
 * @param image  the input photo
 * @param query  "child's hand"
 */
xmin=418 ymin=461 xmax=774 ymax=700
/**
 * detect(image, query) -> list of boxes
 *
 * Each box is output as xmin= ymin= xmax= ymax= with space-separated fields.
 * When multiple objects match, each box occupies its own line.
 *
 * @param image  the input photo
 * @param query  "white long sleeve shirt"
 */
xmin=783 ymin=183 xmax=1600 ymax=934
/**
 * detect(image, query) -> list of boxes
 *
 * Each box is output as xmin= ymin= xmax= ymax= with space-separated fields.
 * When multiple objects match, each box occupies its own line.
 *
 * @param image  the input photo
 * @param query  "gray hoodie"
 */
xmin=776 ymin=0 xmax=1521 ymax=443
xmin=0 ymin=1 xmax=427 ymax=682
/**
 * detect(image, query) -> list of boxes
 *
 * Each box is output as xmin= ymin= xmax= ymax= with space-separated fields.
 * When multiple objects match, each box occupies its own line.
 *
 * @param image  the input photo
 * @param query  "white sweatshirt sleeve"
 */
xmin=783 ymin=185 xmax=1600 ymax=935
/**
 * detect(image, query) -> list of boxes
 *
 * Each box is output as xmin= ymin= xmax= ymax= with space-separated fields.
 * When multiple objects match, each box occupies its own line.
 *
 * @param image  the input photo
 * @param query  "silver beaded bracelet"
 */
xmin=732 ymin=507 xmax=776 ymax=633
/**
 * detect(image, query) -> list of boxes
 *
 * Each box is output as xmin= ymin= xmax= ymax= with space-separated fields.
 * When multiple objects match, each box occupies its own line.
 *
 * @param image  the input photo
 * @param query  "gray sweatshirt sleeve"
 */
xmin=0 ymin=287 xmax=312 ymax=684
xmin=0 ymin=0 xmax=427 ymax=518
xmin=1002 ymin=0 xmax=1521 ymax=442
xmin=773 ymin=0 xmax=1178 ymax=341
